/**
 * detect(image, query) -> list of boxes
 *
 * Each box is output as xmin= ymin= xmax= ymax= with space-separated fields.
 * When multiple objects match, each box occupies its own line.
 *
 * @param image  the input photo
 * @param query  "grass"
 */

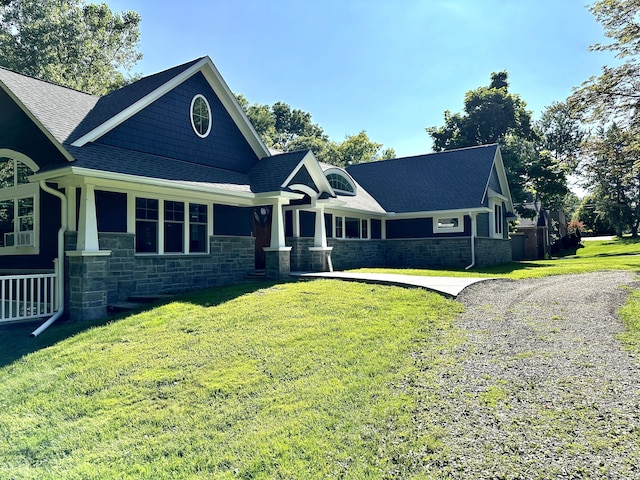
xmin=352 ymin=237 xmax=640 ymax=280
xmin=0 ymin=280 xmax=463 ymax=479
xmin=2 ymin=237 xmax=640 ymax=477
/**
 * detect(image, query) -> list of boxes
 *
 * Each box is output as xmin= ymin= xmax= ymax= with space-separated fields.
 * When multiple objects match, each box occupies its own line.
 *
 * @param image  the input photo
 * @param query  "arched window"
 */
xmin=0 ymin=153 xmax=38 ymax=252
xmin=326 ymin=172 xmax=355 ymax=194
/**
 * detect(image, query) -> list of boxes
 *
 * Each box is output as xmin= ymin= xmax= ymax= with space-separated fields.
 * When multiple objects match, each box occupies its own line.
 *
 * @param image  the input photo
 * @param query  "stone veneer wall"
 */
xmin=287 ymin=237 xmax=315 ymax=271
xmin=475 ymin=237 xmax=512 ymax=267
xmin=66 ymin=232 xmax=255 ymax=310
xmin=326 ymin=239 xmax=386 ymax=271
xmin=385 ymin=238 xmax=472 ymax=269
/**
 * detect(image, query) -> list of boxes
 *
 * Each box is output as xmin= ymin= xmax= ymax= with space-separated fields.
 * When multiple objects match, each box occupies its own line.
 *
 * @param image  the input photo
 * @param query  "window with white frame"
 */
xmin=433 ymin=215 xmax=464 ymax=234
xmin=0 ymin=156 xmax=38 ymax=252
xmin=136 ymin=197 xmax=209 ymax=254
xmin=190 ymin=94 xmax=212 ymax=138
xmin=494 ymin=204 xmax=503 ymax=235
xmin=326 ymin=172 xmax=355 ymax=194
xmin=333 ymin=215 xmax=369 ymax=239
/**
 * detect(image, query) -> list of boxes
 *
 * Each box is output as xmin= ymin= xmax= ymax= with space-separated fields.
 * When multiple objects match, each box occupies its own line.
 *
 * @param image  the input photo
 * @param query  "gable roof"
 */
xmin=346 ymin=144 xmax=501 ymax=214
xmin=67 ymin=58 xmax=204 ymax=144
xmin=249 ymin=150 xmax=310 ymax=193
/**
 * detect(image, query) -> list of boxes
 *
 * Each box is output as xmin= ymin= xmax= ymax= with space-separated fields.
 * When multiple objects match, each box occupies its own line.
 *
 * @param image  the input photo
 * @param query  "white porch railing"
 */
xmin=0 ymin=273 xmax=57 ymax=323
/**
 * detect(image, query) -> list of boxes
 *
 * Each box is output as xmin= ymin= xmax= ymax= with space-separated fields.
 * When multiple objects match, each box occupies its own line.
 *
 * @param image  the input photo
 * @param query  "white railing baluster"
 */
xmin=0 ymin=273 xmax=58 ymax=323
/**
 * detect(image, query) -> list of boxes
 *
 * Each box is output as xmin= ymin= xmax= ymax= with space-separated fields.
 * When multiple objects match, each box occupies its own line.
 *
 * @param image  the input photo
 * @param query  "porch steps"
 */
xmin=107 ymin=294 xmax=176 ymax=314
xmin=246 ymin=269 xmax=266 ymax=279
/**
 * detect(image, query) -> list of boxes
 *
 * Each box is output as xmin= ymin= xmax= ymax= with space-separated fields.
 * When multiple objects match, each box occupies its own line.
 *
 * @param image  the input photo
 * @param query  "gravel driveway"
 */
xmin=418 ymin=271 xmax=640 ymax=479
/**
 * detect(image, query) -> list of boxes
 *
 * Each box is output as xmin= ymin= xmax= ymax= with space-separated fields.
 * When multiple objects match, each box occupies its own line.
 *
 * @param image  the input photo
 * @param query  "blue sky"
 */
xmin=106 ymin=1 xmax=615 ymax=158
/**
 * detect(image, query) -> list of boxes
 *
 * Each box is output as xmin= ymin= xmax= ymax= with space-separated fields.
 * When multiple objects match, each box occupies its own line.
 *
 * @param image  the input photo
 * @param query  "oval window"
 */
xmin=190 ymin=94 xmax=212 ymax=138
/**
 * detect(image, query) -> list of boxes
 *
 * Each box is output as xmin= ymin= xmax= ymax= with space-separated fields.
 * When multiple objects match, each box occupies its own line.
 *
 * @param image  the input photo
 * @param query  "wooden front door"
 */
xmin=253 ymin=206 xmax=272 ymax=270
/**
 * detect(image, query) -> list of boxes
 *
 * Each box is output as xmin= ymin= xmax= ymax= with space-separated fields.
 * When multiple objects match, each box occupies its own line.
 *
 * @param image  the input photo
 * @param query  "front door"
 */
xmin=253 ymin=206 xmax=272 ymax=270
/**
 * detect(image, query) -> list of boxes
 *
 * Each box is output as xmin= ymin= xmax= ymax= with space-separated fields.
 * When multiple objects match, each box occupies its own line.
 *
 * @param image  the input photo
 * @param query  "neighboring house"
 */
xmin=0 ymin=56 xmax=514 ymax=328
xmin=512 ymin=198 xmax=549 ymax=260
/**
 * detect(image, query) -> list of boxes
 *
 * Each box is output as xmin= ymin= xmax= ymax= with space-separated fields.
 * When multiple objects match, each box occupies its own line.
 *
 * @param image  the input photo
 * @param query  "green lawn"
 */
xmin=1 ymin=237 xmax=639 ymax=478
xmin=0 ymin=281 xmax=463 ymax=479
xmin=353 ymin=237 xmax=640 ymax=280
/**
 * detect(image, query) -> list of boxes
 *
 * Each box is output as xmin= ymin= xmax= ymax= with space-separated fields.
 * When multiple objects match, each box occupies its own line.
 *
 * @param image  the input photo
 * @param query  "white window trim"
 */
xmin=0 ymin=165 xmax=39 ymax=256
xmin=324 ymin=168 xmax=357 ymax=195
xmin=332 ymin=215 xmax=370 ymax=240
xmin=433 ymin=215 xmax=464 ymax=234
xmin=190 ymin=94 xmax=212 ymax=138
xmin=132 ymin=195 xmax=210 ymax=255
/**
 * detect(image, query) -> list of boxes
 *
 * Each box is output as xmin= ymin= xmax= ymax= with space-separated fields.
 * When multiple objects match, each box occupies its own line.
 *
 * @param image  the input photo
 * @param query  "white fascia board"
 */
xmin=255 ymin=191 xmax=304 ymax=201
xmin=71 ymin=58 xmax=210 ymax=147
xmin=492 ymin=147 xmax=514 ymax=212
xmin=0 ymin=81 xmax=75 ymax=163
xmin=31 ymin=166 xmax=257 ymax=205
xmin=198 ymin=59 xmax=271 ymax=159
xmin=281 ymin=151 xmax=334 ymax=195
xmin=70 ymin=57 xmax=271 ymax=159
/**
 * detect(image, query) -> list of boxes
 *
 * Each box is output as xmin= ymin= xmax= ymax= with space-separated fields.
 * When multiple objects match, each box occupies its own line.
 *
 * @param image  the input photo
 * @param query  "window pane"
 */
xmin=345 ymin=217 xmax=360 ymax=238
xmin=437 ymin=217 xmax=459 ymax=228
xmin=164 ymin=221 xmax=184 ymax=253
xmin=361 ymin=219 xmax=368 ymax=239
xmin=190 ymin=224 xmax=207 ymax=253
xmin=17 ymin=162 xmax=31 ymax=185
xmin=136 ymin=220 xmax=157 ymax=253
xmin=136 ymin=198 xmax=158 ymax=220
xmin=165 ymin=201 xmax=184 ymax=222
xmin=189 ymin=203 xmax=207 ymax=223
xmin=0 ymin=158 xmax=14 ymax=189
xmin=335 ymin=217 xmax=343 ymax=238
xmin=0 ymin=200 xmax=14 ymax=247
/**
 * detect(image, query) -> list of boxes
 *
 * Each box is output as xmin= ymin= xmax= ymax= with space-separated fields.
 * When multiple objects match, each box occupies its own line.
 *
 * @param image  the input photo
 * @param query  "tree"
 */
xmin=568 ymin=0 xmax=640 ymax=128
xmin=537 ymin=102 xmax=587 ymax=169
xmin=238 ymin=97 xmax=395 ymax=166
xmin=0 ymin=0 xmax=142 ymax=95
xmin=427 ymin=71 xmax=569 ymax=216
xmin=426 ymin=71 xmax=536 ymax=151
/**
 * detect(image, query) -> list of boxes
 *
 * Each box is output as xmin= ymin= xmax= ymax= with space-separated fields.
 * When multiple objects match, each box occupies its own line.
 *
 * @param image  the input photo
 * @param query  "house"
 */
xmin=0 ymin=56 xmax=514 ymax=330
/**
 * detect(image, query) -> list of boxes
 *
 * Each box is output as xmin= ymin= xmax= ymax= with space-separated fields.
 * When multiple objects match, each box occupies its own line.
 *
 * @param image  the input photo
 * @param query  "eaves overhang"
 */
xmin=0 ymin=79 xmax=75 ymax=163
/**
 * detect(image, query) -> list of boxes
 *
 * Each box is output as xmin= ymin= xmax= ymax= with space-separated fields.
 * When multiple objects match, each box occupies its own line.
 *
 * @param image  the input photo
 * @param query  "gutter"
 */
xmin=465 ymin=211 xmax=477 ymax=270
xmin=31 ymin=181 xmax=67 ymax=337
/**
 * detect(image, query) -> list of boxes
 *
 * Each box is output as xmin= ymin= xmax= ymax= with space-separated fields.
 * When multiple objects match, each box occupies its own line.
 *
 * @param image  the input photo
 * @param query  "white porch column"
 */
xmin=76 ymin=183 xmax=100 ymax=252
xmin=292 ymin=209 xmax=300 ymax=237
xmin=270 ymin=199 xmax=286 ymax=248
xmin=314 ymin=206 xmax=327 ymax=247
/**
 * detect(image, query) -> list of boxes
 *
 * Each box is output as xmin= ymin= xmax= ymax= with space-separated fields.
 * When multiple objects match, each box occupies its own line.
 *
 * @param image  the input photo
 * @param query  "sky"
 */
xmin=105 ymin=0 xmax=617 ymax=159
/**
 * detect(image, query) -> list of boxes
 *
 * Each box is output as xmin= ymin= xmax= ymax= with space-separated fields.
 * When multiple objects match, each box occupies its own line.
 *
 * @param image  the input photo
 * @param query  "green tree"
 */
xmin=238 ymin=98 xmax=395 ymax=166
xmin=426 ymin=71 xmax=535 ymax=151
xmin=427 ymin=71 xmax=570 ymax=216
xmin=0 ymin=0 xmax=141 ymax=95
xmin=569 ymin=0 xmax=640 ymax=127
xmin=581 ymin=123 xmax=640 ymax=236
xmin=537 ymin=102 xmax=587 ymax=169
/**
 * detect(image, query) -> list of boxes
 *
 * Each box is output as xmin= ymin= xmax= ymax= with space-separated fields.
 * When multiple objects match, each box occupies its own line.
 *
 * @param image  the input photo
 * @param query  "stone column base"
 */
xmin=264 ymin=247 xmax=292 ymax=280
xmin=308 ymin=246 xmax=334 ymax=272
xmin=66 ymin=250 xmax=111 ymax=321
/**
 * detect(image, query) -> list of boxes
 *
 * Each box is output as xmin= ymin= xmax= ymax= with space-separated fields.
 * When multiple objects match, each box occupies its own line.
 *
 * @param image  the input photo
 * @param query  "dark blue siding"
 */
xmin=477 ymin=213 xmax=490 ymax=237
xmin=96 ymin=190 xmax=127 ymax=233
xmin=0 ymin=190 xmax=60 ymax=271
xmin=387 ymin=216 xmax=471 ymax=239
xmin=488 ymin=165 xmax=502 ymax=194
xmin=214 ymin=204 xmax=253 ymax=236
xmin=300 ymin=211 xmax=315 ymax=237
xmin=288 ymin=166 xmax=318 ymax=192
xmin=285 ymin=210 xmax=293 ymax=237
xmin=97 ymin=72 xmax=260 ymax=173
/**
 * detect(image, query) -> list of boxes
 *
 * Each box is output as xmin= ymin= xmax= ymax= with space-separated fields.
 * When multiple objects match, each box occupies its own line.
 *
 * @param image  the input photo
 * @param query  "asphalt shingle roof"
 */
xmin=0 ymin=66 xmax=98 ymax=144
xmin=65 ymin=143 xmax=253 ymax=193
xmin=346 ymin=145 xmax=498 ymax=213
xmin=319 ymin=163 xmax=385 ymax=214
xmin=249 ymin=150 xmax=309 ymax=193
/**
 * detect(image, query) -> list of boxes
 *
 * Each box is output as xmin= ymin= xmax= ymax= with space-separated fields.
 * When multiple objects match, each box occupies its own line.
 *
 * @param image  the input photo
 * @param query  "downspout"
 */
xmin=465 ymin=211 xmax=476 ymax=270
xmin=31 ymin=181 xmax=67 ymax=337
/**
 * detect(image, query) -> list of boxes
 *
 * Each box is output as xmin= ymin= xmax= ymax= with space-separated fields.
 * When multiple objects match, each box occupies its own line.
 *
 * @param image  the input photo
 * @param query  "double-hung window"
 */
xmin=0 ymin=155 xmax=38 ymax=253
xmin=333 ymin=215 xmax=369 ymax=239
xmin=135 ymin=197 xmax=209 ymax=254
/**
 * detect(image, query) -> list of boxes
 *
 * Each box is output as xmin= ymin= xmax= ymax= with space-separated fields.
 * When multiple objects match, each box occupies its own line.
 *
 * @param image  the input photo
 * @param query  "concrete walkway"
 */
xmin=290 ymin=271 xmax=494 ymax=297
